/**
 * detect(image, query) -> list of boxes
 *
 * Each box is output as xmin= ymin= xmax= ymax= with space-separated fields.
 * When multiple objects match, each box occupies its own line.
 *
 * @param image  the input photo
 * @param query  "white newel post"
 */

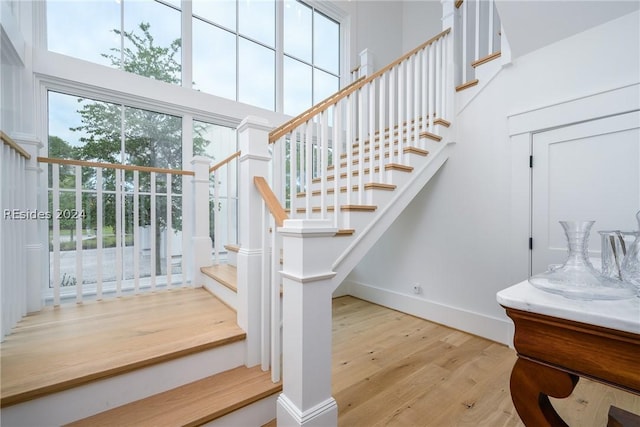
xmin=191 ymin=155 xmax=212 ymax=287
xmin=17 ymin=134 xmax=44 ymax=314
xmin=238 ymin=116 xmax=272 ymax=367
xmin=359 ymin=48 xmax=375 ymax=77
xmin=277 ymin=219 xmax=338 ymax=427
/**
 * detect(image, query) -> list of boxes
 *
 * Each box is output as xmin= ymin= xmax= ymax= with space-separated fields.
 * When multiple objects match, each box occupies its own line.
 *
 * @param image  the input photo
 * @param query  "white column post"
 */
xmin=190 ymin=155 xmax=212 ymax=288
xmin=15 ymin=134 xmax=43 ymax=314
xmin=238 ymin=115 xmax=272 ymax=367
xmin=359 ymin=48 xmax=375 ymax=77
xmin=277 ymin=219 xmax=338 ymax=427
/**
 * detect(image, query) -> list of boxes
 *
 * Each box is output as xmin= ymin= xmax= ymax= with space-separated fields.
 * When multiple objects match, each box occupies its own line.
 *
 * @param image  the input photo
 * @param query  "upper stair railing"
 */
xmin=209 ymin=150 xmax=240 ymax=265
xmin=454 ymin=0 xmax=503 ymax=90
xmin=269 ymin=28 xmax=452 ymax=229
xmin=38 ymin=156 xmax=203 ymax=305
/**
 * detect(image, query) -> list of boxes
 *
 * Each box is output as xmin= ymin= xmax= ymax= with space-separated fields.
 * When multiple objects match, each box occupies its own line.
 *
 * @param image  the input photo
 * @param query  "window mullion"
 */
xmin=275 ymin=0 xmax=284 ymax=113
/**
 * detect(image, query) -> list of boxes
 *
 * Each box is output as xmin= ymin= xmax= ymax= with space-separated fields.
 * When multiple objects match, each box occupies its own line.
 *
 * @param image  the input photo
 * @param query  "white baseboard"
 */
xmin=344 ymin=280 xmax=514 ymax=347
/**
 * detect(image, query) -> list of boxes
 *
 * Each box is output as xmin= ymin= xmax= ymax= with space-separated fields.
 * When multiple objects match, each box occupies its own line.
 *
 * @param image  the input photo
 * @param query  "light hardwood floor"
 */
xmin=330 ymin=296 xmax=640 ymax=427
xmin=0 ymin=288 xmax=245 ymax=407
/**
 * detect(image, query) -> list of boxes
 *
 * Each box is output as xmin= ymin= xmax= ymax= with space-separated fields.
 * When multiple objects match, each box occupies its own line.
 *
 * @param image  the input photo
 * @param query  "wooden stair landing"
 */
xmin=66 ymin=365 xmax=282 ymax=427
xmin=0 ymin=288 xmax=245 ymax=407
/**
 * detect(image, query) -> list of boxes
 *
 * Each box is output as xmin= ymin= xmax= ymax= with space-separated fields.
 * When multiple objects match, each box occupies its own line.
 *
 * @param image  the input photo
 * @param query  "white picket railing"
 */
xmin=1 ymin=132 xmax=30 ymax=340
xmin=40 ymin=157 xmax=195 ymax=305
xmin=456 ymin=0 xmax=502 ymax=85
xmin=269 ymin=29 xmax=451 ymax=228
xmin=209 ymin=151 xmax=240 ymax=265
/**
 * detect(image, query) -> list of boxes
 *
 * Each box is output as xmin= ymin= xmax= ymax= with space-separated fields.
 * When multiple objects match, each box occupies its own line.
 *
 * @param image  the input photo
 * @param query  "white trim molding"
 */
xmin=345 ymin=280 xmax=515 ymax=346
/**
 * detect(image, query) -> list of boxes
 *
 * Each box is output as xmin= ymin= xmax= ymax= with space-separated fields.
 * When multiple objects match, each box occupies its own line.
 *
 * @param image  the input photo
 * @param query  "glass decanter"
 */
xmin=529 ymin=220 xmax=636 ymax=300
xmin=621 ymin=211 xmax=640 ymax=296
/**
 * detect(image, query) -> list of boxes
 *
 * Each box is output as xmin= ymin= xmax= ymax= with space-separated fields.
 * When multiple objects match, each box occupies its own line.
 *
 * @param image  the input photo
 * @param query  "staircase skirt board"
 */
xmin=66 ymin=366 xmax=282 ymax=427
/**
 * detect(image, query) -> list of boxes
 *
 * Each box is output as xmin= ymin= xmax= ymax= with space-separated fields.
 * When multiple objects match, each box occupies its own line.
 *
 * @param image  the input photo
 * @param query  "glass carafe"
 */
xmin=621 ymin=211 xmax=640 ymax=296
xmin=529 ymin=221 xmax=636 ymax=300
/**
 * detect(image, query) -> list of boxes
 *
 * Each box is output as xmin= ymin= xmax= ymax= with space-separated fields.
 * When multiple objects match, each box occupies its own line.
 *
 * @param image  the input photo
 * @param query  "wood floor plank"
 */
xmin=331 ymin=296 xmax=640 ymax=427
xmin=0 ymin=288 xmax=245 ymax=407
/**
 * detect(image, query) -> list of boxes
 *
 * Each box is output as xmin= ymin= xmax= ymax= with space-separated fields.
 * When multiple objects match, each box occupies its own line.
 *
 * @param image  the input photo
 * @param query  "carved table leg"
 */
xmin=510 ymin=357 xmax=579 ymax=427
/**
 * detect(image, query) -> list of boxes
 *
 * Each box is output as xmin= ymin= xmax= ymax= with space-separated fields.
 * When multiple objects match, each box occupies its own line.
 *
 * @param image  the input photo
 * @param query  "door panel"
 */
xmin=531 ymin=111 xmax=640 ymax=275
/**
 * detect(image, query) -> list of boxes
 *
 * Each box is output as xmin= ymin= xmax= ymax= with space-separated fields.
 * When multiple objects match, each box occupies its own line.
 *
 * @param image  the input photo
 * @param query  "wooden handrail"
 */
xmin=269 ymin=76 xmax=365 ymax=143
xmin=268 ymin=27 xmax=451 ymax=143
xmin=1 ymin=131 xmax=31 ymax=160
xmin=209 ymin=150 xmax=241 ymax=173
xmin=37 ymin=156 xmax=195 ymax=176
xmin=455 ymin=0 xmax=463 ymax=8
xmin=254 ymin=176 xmax=288 ymax=227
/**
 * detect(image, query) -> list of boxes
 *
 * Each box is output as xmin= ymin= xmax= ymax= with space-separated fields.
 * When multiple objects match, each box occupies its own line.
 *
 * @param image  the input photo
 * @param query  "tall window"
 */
xmin=283 ymin=0 xmax=340 ymax=115
xmin=47 ymin=0 xmax=182 ymax=82
xmin=46 ymin=0 xmax=341 ymax=114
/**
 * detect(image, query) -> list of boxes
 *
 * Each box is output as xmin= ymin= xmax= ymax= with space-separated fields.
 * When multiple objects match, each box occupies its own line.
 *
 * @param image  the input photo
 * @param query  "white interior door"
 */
xmin=531 ymin=111 xmax=640 ymax=275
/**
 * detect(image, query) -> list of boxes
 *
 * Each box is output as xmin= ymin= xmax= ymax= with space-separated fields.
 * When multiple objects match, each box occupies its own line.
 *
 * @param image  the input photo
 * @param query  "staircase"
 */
xmin=1 ymin=1 xmax=507 ymax=424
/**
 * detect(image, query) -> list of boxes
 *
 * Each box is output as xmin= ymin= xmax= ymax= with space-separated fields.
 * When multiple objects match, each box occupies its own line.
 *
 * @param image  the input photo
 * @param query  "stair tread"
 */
xmin=0 ymin=288 xmax=245 ymax=407
xmin=66 ymin=366 xmax=282 ymax=427
xmin=201 ymin=264 xmax=238 ymax=292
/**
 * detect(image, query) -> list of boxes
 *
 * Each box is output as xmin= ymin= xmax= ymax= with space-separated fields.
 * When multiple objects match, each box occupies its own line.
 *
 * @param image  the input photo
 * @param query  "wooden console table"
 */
xmin=497 ymin=281 xmax=640 ymax=426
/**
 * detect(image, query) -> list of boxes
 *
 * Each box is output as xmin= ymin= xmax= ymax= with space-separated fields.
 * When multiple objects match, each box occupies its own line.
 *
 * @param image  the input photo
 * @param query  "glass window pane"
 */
xmin=124 ymin=0 xmax=182 ymax=84
xmin=193 ymin=0 xmax=236 ymax=30
xmin=283 ymin=56 xmax=312 ymax=116
xmin=313 ymin=11 xmax=339 ymax=74
xmin=239 ymin=0 xmax=274 ymax=47
xmin=124 ymin=106 xmax=182 ymax=169
xmin=239 ymin=38 xmax=275 ymax=111
xmin=193 ymin=19 xmax=237 ymax=100
xmin=283 ymin=0 xmax=311 ymax=62
xmin=47 ymin=0 xmax=119 ymax=67
xmin=313 ymin=68 xmax=339 ymax=104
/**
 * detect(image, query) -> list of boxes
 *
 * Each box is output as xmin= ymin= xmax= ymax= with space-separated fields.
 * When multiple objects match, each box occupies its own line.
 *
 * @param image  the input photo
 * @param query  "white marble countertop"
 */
xmin=497 ymin=280 xmax=640 ymax=335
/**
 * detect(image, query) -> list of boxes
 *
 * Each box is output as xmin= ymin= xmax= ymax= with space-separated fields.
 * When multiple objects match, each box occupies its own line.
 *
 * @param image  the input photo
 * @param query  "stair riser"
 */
xmin=1 ymin=341 xmax=245 ymax=427
xmin=203 ymin=278 xmax=238 ymax=310
xmin=202 ymin=393 xmax=279 ymax=427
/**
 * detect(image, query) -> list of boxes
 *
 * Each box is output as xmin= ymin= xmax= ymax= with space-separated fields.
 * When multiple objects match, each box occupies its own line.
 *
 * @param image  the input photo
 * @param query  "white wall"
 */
xmin=344 ymin=10 xmax=640 ymax=345
xmin=402 ymin=1 xmax=442 ymax=53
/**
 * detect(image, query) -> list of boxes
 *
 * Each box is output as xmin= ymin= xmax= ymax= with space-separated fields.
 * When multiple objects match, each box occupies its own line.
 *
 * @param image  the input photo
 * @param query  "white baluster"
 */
xmin=166 ymin=173 xmax=172 ymax=289
xmin=133 ymin=170 xmax=140 ymax=294
xmin=52 ymin=164 xmax=61 ymax=306
xmin=332 ymin=102 xmax=341 ymax=228
xmin=488 ymin=0 xmax=495 ymax=54
xmin=289 ymin=131 xmax=297 ymax=214
xmin=428 ymin=43 xmax=435 ymax=134
xmin=96 ymin=168 xmax=103 ymax=300
xmin=462 ymin=0 xmax=468 ymax=83
xmin=345 ymin=94 xmax=353 ymax=210
xmin=115 ymin=168 xmax=123 ymax=296
xmin=475 ymin=0 xmax=480 ymax=61
xmin=213 ymin=169 xmax=220 ymax=265
xmin=378 ymin=74 xmax=386 ymax=183
xmin=75 ymin=165 xmax=83 ymax=303
xmin=321 ymin=109 xmax=328 ymax=218
xmin=357 ymin=87 xmax=365 ymax=204
xmin=389 ymin=67 xmax=396 ymax=164
xmin=150 ymin=172 xmax=157 ymax=291
xmin=397 ymin=62 xmax=405 ymax=164
xmin=368 ymin=81 xmax=375 ymax=184
xmin=304 ymin=121 xmax=312 ymax=218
